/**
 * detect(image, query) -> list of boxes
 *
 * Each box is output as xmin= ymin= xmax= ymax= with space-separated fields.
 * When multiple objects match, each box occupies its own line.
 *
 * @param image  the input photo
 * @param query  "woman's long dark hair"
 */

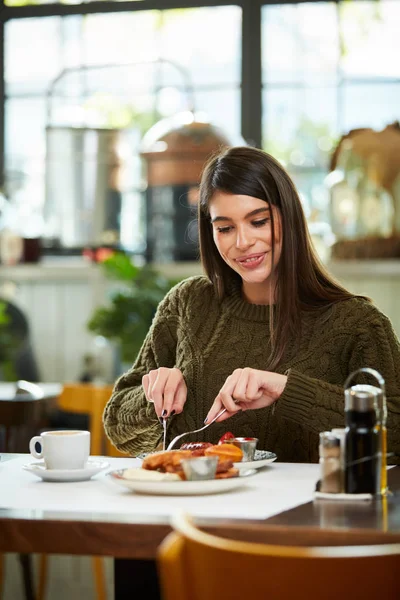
xmin=198 ymin=146 xmax=363 ymax=370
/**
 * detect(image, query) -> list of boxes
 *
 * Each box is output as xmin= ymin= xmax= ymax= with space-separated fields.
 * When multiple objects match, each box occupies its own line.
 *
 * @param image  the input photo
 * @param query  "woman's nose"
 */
xmin=235 ymin=227 xmax=254 ymax=250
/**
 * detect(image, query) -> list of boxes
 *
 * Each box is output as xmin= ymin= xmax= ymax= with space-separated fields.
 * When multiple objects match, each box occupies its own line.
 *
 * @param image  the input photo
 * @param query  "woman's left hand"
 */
xmin=205 ymin=368 xmax=287 ymax=423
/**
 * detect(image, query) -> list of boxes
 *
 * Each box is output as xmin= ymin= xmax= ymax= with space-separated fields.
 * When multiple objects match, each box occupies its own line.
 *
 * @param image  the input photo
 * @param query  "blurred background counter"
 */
xmin=1 ymin=258 xmax=400 ymax=383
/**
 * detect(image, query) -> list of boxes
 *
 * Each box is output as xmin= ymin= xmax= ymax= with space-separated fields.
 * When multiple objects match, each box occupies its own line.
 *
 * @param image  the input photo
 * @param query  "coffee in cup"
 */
xmin=29 ymin=430 xmax=90 ymax=470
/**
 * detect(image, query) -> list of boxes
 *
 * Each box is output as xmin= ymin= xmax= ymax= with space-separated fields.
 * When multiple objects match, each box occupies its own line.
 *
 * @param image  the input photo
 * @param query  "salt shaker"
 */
xmin=319 ymin=432 xmax=342 ymax=494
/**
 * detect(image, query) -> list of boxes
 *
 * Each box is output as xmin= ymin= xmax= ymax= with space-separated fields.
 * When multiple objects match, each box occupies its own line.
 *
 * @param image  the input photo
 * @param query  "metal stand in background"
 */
xmin=44 ymin=59 xmax=196 ymax=252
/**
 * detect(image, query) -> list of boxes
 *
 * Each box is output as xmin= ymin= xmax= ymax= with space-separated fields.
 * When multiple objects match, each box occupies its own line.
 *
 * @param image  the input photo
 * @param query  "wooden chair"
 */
xmin=157 ymin=513 xmax=400 ymax=600
xmin=37 ymin=383 xmax=116 ymax=600
xmin=55 ymin=383 xmax=113 ymax=455
xmin=0 ymin=298 xmax=40 ymax=383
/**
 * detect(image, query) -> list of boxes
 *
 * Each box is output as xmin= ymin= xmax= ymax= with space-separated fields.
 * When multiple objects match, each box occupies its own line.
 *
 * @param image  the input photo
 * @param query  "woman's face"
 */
xmin=209 ymin=191 xmax=282 ymax=303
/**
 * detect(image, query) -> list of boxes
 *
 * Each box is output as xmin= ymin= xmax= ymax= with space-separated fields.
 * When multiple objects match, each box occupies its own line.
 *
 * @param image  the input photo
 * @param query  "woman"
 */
xmin=104 ymin=146 xmax=400 ymax=463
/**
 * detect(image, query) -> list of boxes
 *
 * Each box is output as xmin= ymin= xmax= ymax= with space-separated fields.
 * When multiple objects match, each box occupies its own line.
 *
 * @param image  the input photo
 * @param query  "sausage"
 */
xmin=180 ymin=442 xmax=214 ymax=456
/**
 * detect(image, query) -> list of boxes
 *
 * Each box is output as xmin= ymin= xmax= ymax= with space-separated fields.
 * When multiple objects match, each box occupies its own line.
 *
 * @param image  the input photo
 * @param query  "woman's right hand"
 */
xmin=142 ymin=367 xmax=187 ymax=419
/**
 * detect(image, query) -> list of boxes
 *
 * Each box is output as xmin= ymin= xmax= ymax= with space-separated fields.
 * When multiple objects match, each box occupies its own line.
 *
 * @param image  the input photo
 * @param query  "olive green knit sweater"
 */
xmin=103 ymin=276 xmax=400 ymax=463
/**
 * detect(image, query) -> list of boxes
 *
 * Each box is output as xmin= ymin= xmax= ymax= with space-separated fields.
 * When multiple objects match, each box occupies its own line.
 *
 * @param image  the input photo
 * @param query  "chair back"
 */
xmin=57 ymin=383 xmax=114 ymax=455
xmin=0 ymin=397 xmax=46 ymax=452
xmin=0 ymin=299 xmax=40 ymax=382
xmin=157 ymin=513 xmax=400 ymax=600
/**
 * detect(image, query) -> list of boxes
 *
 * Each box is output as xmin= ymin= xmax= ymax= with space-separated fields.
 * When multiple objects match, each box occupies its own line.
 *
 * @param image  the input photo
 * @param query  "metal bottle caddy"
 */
xmin=344 ymin=367 xmax=388 ymax=495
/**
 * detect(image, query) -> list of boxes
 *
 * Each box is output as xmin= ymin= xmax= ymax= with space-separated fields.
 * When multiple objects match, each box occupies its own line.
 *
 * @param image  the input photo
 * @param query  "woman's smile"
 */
xmin=235 ymin=252 xmax=268 ymax=270
xmin=209 ymin=192 xmax=282 ymax=304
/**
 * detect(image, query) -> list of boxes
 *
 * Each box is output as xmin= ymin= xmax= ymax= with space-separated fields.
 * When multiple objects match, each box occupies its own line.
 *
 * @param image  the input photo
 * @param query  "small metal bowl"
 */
xmin=223 ymin=437 xmax=258 ymax=462
xmin=180 ymin=456 xmax=219 ymax=481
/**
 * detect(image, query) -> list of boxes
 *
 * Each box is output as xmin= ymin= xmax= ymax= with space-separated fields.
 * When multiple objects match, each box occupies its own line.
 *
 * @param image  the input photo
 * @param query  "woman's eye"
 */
xmin=216 ymin=226 xmax=233 ymax=234
xmin=252 ymin=218 xmax=269 ymax=228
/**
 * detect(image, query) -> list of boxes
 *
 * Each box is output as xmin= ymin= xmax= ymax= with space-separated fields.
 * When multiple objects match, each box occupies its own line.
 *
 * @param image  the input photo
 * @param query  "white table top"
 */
xmin=0 ymin=455 xmax=319 ymax=523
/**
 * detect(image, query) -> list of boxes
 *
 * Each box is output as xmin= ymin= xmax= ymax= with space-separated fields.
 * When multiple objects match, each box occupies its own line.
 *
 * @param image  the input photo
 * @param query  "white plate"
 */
xmin=234 ymin=450 xmax=277 ymax=470
xmin=108 ymin=468 xmax=257 ymax=496
xmin=23 ymin=460 xmax=109 ymax=482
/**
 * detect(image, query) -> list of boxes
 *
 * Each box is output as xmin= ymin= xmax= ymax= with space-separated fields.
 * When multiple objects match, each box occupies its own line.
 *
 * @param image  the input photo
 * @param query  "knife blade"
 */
xmin=162 ymin=417 xmax=167 ymax=451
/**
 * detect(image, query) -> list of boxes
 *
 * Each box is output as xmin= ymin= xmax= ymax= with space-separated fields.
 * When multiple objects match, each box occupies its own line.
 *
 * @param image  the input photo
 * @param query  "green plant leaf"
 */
xmin=87 ymin=253 xmax=181 ymax=364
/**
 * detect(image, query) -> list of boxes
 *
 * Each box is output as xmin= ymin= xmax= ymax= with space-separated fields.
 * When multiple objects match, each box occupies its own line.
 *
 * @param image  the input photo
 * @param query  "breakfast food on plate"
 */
xmin=141 ymin=442 xmax=243 ymax=480
xmin=218 ymin=432 xmax=235 ymax=444
xmin=122 ymin=468 xmax=181 ymax=482
xmin=142 ymin=450 xmax=192 ymax=473
xmin=180 ymin=442 xmax=214 ymax=455
xmin=204 ymin=443 xmax=244 ymax=464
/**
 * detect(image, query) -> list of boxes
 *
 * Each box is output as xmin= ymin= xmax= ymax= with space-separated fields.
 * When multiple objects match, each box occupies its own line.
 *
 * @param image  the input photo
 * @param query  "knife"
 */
xmin=162 ymin=417 xmax=167 ymax=451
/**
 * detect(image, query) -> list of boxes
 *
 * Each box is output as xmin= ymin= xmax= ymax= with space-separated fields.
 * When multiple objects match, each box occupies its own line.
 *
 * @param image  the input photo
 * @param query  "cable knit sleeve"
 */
xmin=103 ymin=278 xmax=196 ymax=455
xmin=277 ymin=309 xmax=400 ymax=464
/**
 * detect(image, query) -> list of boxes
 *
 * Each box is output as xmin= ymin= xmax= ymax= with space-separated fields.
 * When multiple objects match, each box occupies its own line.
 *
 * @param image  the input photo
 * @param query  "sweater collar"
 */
xmin=223 ymin=281 xmax=272 ymax=322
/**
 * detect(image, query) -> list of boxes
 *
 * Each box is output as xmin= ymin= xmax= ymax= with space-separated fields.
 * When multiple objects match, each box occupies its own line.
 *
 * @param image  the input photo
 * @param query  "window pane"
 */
xmin=160 ymin=7 xmax=241 ymax=86
xmin=83 ymin=12 xmax=158 ymax=65
xmin=341 ymin=83 xmax=400 ymax=132
xmin=263 ymin=86 xmax=337 ymax=170
xmin=5 ymin=98 xmax=47 ymax=214
xmin=194 ymin=89 xmax=241 ymax=143
xmin=5 ymin=17 xmax=63 ymax=95
xmin=83 ymin=7 xmax=241 ymax=86
xmin=339 ymin=0 xmax=400 ymax=78
xmin=262 ymin=2 xmax=339 ymax=85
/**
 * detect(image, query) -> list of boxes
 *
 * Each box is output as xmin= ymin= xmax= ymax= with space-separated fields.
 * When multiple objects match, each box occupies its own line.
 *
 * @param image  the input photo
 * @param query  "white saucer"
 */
xmin=23 ymin=460 xmax=109 ymax=482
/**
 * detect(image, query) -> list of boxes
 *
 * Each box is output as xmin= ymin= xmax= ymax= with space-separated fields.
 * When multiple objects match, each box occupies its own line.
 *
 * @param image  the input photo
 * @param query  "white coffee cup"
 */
xmin=29 ymin=430 xmax=90 ymax=470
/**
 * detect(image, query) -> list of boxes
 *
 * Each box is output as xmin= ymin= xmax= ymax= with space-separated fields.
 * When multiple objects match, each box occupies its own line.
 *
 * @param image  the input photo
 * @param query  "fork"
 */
xmin=166 ymin=408 xmax=227 ymax=451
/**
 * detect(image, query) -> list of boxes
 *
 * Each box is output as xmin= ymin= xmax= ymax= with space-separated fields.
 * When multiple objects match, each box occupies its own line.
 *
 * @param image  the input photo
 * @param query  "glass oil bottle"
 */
xmin=344 ymin=368 xmax=387 ymax=495
xmin=344 ymin=384 xmax=380 ymax=494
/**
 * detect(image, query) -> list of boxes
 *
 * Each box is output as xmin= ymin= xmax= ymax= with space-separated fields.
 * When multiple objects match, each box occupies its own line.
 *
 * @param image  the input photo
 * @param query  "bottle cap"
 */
xmin=345 ymin=384 xmax=378 ymax=412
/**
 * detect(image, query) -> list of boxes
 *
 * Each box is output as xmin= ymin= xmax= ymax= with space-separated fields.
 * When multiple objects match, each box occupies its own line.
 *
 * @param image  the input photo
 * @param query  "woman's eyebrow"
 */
xmin=211 ymin=207 xmax=270 ymax=223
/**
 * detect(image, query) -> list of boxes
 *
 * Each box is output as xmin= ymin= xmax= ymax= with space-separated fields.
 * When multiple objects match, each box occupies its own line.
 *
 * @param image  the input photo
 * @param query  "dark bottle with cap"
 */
xmin=345 ymin=384 xmax=380 ymax=494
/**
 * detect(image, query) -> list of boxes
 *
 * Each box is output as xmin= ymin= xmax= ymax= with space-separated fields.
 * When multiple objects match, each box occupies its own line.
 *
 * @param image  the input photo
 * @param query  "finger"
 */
xmin=142 ymin=374 xmax=151 ymax=402
xmin=146 ymin=369 xmax=158 ymax=397
xmin=146 ymin=370 xmax=159 ymax=406
xmin=245 ymin=369 xmax=265 ymax=402
xmin=231 ymin=368 xmax=251 ymax=402
xmin=219 ymin=390 xmax=241 ymax=414
xmin=170 ymin=379 xmax=187 ymax=415
xmin=205 ymin=395 xmax=241 ymax=424
xmin=150 ymin=368 xmax=170 ymax=417
xmin=212 ymin=405 xmax=235 ymax=423
xmin=204 ymin=394 xmax=224 ymax=424
xmin=161 ymin=369 xmax=182 ymax=416
xmin=205 ymin=372 xmax=242 ymax=423
xmin=218 ymin=372 xmax=243 ymax=413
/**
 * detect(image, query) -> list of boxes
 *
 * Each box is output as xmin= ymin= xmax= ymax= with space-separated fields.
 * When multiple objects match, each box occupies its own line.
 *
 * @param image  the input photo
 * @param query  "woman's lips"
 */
xmin=235 ymin=253 xmax=266 ymax=270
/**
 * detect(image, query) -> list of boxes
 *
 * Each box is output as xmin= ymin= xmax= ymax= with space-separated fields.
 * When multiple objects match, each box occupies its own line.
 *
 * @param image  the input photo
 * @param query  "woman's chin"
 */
xmin=240 ymin=268 xmax=272 ymax=284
